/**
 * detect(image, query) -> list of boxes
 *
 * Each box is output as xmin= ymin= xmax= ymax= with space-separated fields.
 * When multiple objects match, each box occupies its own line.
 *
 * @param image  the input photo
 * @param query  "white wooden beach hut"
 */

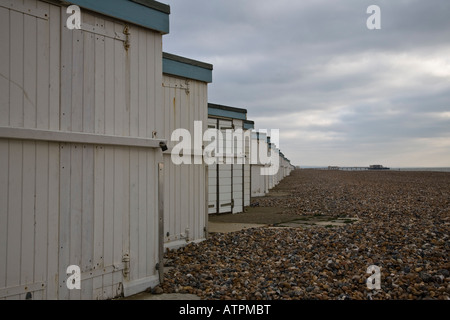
xmin=207 ymin=103 xmax=252 ymax=214
xmin=161 ymin=52 xmax=212 ymax=249
xmin=0 ymin=0 xmax=172 ymax=300
xmin=243 ymin=120 xmax=254 ymax=207
xmin=250 ymin=131 xmax=269 ymax=197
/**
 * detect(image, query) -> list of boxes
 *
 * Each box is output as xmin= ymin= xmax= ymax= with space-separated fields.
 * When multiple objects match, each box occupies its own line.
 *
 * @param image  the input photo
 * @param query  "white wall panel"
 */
xmin=0 ymin=0 xmax=164 ymax=300
xmin=162 ymin=75 xmax=208 ymax=246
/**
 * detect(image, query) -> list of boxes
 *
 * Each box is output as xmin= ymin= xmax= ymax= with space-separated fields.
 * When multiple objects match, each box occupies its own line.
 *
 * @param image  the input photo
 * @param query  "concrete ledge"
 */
xmin=208 ymin=221 xmax=266 ymax=233
xmin=164 ymin=238 xmax=206 ymax=251
xmin=122 ymin=275 xmax=159 ymax=297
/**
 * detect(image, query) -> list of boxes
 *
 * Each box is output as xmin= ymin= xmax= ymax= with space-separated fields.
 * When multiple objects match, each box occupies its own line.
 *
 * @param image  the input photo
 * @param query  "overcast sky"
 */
xmin=161 ymin=0 xmax=450 ymax=167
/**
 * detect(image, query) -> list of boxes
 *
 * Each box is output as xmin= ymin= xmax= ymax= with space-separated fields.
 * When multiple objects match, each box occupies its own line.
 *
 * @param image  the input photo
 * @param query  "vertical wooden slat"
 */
xmin=34 ymin=141 xmax=49 ymax=300
xmin=113 ymin=148 xmax=123 ymax=292
xmin=114 ymin=24 xmax=125 ymax=137
xmin=69 ymin=144 xmax=82 ymax=300
xmin=93 ymin=145 xmax=104 ymax=298
xmin=48 ymin=5 xmax=60 ymax=131
xmin=180 ymin=79 xmax=188 ymax=237
xmin=23 ymin=14 xmax=37 ymax=129
xmin=21 ymin=142 xmax=36 ymax=289
xmin=71 ymin=30 xmax=83 ymax=133
xmin=36 ymin=1 xmax=50 ymax=130
xmin=146 ymin=32 xmax=155 ymax=137
xmin=102 ymin=147 xmax=114 ymax=298
xmin=94 ymin=18 xmax=105 ymax=135
xmin=129 ymin=149 xmax=139 ymax=280
xmin=163 ymin=153 xmax=170 ymax=243
xmin=197 ymin=82 xmax=203 ymax=229
xmin=138 ymin=150 xmax=147 ymax=278
xmin=154 ymin=34 xmax=163 ymax=138
xmin=0 ymin=140 xmax=9 ymax=292
xmin=60 ymin=7 xmax=73 ymax=131
xmin=0 ymin=8 xmax=10 ymax=127
xmin=163 ymin=75 xmax=170 ymax=143
xmin=129 ymin=26 xmax=139 ymax=138
xmin=83 ymin=24 xmax=95 ymax=134
xmin=188 ymin=81 xmax=194 ymax=239
xmin=169 ymin=79 xmax=175 ymax=239
xmin=175 ymin=78 xmax=181 ymax=237
xmin=163 ymin=76 xmax=170 ymax=242
xmin=158 ymin=162 xmax=164 ymax=283
xmin=146 ymin=152 xmax=156 ymax=275
xmin=138 ymin=29 xmax=147 ymax=138
xmin=9 ymin=11 xmax=24 ymax=128
xmin=81 ymin=145 xmax=94 ymax=299
xmin=202 ymin=82 xmax=208 ymax=234
xmin=47 ymin=142 xmax=59 ymax=299
xmin=121 ymin=148 xmax=130 ymax=285
xmin=104 ymin=36 xmax=114 ymax=135
xmin=7 ymin=141 xmax=22 ymax=299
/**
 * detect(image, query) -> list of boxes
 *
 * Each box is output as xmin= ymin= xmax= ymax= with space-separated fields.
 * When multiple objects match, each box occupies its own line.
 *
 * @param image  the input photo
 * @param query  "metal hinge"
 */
xmin=123 ymin=25 xmax=130 ymax=50
xmin=122 ymin=254 xmax=130 ymax=278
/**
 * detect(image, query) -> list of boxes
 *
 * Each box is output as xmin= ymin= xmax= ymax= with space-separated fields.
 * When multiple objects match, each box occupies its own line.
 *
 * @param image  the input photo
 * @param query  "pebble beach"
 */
xmin=160 ymin=169 xmax=450 ymax=300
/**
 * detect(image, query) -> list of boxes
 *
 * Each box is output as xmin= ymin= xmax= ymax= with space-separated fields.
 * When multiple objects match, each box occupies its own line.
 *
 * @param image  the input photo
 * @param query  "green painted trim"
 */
xmin=67 ymin=0 xmax=169 ymax=34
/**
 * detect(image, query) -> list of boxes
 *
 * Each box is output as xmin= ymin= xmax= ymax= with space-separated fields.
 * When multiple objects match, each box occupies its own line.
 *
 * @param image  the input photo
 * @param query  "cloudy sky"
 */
xmin=161 ymin=0 xmax=450 ymax=167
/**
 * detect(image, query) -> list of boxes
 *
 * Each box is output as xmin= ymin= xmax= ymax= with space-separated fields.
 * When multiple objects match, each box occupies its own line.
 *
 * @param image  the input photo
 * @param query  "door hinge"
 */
xmin=122 ymin=254 xmax=130 ymax=278
xmin=123 ymin=25 xmax=130 ymax=50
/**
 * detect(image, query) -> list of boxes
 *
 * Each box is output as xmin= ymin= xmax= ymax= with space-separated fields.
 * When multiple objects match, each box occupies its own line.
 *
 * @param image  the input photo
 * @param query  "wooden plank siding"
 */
xmin=0 ymin=0 xmax=165 ymax=300
xmin=162 ymin=75 xmax=208 ymax=248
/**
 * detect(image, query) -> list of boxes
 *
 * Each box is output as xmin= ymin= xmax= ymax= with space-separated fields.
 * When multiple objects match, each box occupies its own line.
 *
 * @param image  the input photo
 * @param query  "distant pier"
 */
xmin=328 ymin=165 xmax=390 ymax=171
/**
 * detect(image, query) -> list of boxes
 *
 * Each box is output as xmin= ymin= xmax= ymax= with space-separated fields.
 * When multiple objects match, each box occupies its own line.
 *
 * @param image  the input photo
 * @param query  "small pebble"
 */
xmin=160 ymin=170 xmax=450 ymax=300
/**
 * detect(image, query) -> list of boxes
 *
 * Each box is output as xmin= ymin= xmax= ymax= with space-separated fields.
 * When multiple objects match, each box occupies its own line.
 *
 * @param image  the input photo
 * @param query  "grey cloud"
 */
xmin=162 ymin=0 xmax=450 ymax=166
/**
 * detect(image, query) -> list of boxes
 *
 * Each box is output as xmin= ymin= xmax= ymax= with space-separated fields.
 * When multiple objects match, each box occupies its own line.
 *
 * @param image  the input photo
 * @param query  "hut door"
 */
xmin=218 ymin=120 xmax=233 ymax=213
xmin=58 ymin=8 xmax=129 ymax=300
xmin=207 ymin=118 xmax=217 ymax=214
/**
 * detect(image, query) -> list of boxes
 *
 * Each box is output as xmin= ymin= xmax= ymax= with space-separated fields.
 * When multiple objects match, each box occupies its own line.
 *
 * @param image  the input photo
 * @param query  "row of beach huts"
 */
xmin=0 ymin=0 xmax=294 ymax=299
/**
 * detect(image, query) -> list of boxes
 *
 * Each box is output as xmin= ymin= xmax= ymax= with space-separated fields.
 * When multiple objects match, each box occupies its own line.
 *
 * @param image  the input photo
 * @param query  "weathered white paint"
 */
xmin=0 ymin=1 xmax=164 ymax=300
xmin=207 ymin=118 xmax=218 ymax=214
xmin=162 ymin=74 xmax=208 ymax=249
xmin=207 ymin=113 xmax=253 ymax=214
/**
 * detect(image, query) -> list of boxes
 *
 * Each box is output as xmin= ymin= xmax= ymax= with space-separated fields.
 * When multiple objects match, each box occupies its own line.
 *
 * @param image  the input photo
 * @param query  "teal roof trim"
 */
xmin=208 ymin=103 xmax=247 ymax=120
xmin=67 ymin=0 xmax=170 ymax=34
xmin=163 ymin=53 xmax=213 ymax=83
xmin=244 ymin=120 xmax=254 ymax=130
xmin=208 ymin=109 xmax=246 ymax=121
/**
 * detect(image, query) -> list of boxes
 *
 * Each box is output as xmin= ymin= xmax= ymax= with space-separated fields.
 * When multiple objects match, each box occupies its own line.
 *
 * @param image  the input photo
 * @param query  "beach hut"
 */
xmin=250 ymin=131 xmax=270 ymax=197
xmin=243 ymin=120 xmax=254 ymax=207
xmin=207 ymin=103 xmax=252 ymax=214
xmin=161 ymin=52 xmax=213 ymax=249
xmin=0 ymin=0 xmax=172 ymax=300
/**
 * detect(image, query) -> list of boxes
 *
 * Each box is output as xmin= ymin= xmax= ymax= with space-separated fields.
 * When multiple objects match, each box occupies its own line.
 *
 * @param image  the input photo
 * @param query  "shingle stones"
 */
xmin=161 ymin=170 xmax=450 ymax=300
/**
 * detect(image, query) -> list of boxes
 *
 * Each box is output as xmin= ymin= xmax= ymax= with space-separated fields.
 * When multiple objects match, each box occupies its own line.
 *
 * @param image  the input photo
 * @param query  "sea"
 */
xmin=300 ymin=166 xmax=450 ymax=172
xmin=389 ymin=167 xmax=450 ymax=172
